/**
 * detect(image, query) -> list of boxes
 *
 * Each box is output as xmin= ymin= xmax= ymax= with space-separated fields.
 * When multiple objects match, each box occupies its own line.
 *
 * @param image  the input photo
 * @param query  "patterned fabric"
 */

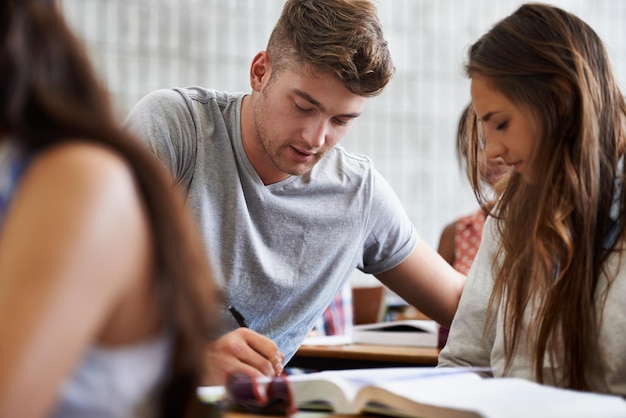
xmin=453 ymin=209 xmax=487 ymax=275
xmin=0 ymin=140 xmax=29 ymax=226
xmin=314 ymin=284 xmax=353 ymax=336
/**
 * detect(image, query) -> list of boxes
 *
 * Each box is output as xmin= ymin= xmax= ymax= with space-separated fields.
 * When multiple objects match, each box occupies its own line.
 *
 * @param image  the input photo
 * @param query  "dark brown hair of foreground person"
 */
xmin=464 ymin=3 xmax=626 ymax=390
xmin=0 ymin=1 xmax=218 ymax=416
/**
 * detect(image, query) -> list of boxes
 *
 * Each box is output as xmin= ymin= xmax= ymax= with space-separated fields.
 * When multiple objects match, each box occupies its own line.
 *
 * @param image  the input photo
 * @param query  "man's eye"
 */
xmin=333 ymin=118 xmax=349 ymax=127
xmin=295 ymin=103 xmax=312 ymax=113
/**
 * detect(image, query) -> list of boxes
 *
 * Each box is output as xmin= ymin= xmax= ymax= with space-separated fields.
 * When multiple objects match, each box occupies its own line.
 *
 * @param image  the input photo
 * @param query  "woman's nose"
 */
xmin=483 ymin=136 xmax=505 ymax=160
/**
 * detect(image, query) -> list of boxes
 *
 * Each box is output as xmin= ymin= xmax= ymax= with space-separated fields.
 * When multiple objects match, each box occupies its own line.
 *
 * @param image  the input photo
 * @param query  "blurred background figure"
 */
xmin=0 ymin=1 xmax=218 ymax=417
xmin=435 ymin=104 xmax=508 ymax=347
xmin=312 ymin=284 xmax=354 ymax=337
xmin=437 ymin=104 xmax=508 ymax=275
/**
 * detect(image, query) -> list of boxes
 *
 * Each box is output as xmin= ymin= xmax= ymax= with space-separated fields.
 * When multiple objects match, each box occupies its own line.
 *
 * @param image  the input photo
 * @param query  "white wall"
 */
xmin=60 ymin=0 xmax=626 ymax=250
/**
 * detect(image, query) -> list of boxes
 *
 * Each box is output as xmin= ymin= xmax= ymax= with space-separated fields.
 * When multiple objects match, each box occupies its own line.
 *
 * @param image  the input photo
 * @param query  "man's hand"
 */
xmin=202 ymin=327 xmax=285 ymax=385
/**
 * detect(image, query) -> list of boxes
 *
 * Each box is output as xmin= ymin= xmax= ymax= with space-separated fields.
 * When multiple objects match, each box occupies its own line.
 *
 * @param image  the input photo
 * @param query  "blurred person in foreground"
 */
xmin=0 ymin=1 xmax=219 ymax=417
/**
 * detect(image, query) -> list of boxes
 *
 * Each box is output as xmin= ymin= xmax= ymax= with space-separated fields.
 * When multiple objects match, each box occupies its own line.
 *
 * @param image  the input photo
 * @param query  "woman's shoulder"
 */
xmin=30 ymin=140 xmax=133 ymax=182
xmin=10 ymin=139 xmax=151 ymax=292
xmin=22 ymin=140 xmax=146 ymax=213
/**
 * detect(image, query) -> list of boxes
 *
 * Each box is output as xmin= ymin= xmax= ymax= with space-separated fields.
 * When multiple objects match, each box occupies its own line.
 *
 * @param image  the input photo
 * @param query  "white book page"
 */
xmin=288 ymin=367 xmax=484 ymax=414
xmin=300 ymin=334 xmax=352 ymax=346
xmin=373 ymin=376 xmax=626 ymax=418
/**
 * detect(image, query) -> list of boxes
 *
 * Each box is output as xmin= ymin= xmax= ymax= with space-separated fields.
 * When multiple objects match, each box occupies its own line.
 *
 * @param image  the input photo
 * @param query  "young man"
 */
xmin=128 ymin=0 xmax=465 ymax=385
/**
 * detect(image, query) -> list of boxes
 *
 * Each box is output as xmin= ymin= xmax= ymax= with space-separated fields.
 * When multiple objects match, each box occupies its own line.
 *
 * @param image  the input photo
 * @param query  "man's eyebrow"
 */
xmin=294 ymin=89 xmax=362 ymax=119
xmin=294 ymin=89 xmax=321 ymax=108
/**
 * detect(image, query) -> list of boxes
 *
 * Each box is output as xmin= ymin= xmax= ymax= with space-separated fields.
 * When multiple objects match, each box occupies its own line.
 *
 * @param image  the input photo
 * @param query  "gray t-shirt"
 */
xmin=127 ymin=87 xmax=418 ymax=360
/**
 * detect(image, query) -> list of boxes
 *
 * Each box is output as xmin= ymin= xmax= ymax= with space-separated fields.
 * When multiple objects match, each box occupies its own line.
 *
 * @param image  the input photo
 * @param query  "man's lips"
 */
xmin=289 ymin=145 xmax=315 ymax=162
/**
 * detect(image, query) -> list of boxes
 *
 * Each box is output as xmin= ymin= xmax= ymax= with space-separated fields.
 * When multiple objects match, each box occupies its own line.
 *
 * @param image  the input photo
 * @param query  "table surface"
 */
xmin=296 ymin=343 xmax=439 ymax=363
xmin=222 ymin=412 xmax=333 ymax=418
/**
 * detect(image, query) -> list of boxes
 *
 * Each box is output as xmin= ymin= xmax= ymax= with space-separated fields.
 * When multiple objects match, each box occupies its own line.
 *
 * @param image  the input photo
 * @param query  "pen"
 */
xmin=228 ymin=304 xmax=284 ymax=376
xmin=228 ymin=305 xmax=248 ymax=328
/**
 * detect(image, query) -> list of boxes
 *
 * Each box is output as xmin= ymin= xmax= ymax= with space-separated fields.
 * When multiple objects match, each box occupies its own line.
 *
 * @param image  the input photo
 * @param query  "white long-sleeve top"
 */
xmin=438 ymin=216 xmax=626 ymax=395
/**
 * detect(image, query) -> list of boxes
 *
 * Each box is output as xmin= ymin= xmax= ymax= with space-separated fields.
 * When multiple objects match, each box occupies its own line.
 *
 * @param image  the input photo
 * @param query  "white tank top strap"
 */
xmin=49 ymin=329 xmax=172 ymax=418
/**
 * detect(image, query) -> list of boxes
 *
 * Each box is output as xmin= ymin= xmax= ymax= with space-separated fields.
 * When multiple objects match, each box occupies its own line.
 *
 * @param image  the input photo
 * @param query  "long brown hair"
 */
xmin=0 ymin=1 xmax=218 ymax=415
xmin=464 ymin=3 xmax=626 ymax=390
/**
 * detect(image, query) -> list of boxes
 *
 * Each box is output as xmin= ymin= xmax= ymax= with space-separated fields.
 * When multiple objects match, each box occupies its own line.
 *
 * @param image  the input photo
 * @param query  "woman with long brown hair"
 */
xmin=0 ymin=1 xmax=218 ymax=416
xmin=439 ymin=3 xmax=626 ymax=395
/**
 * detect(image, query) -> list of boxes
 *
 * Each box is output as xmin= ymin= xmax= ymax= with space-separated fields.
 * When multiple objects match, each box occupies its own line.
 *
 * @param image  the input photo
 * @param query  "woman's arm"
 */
xmin=0 ymin=142 xmax=152 ymax=418
xmin=438 ymin=217 xmax=498 ymax=369
xmin=375 ymin=239 xmax=466 ymax=328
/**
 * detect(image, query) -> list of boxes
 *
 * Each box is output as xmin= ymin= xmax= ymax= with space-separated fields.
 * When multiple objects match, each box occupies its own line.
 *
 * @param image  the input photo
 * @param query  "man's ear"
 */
xmin=250 ymin=51 xmax=271 ymax=92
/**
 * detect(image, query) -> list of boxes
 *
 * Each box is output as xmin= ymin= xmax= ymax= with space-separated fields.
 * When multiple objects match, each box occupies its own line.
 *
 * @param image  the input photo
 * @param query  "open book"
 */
xmin=302 ymin=319 xmax=439 ymax=347
xmin=198 ymin=367 xmax=626 ymax=417
xmin=351 ymin=319 xmax=439 ymax=347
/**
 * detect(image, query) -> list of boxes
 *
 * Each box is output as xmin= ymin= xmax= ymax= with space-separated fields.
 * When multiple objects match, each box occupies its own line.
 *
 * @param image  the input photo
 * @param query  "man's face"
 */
xmin=251 ymin=62 xmax=366 ymax=184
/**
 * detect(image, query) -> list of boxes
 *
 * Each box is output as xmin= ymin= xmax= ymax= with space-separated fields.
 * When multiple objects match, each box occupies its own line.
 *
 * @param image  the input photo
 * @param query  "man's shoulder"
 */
xmin=172 ymin=87 xmax=245 ymax=107
xmin=136 ymin=87 xmax=244 ymax=111
xmin=327 ymin=145 xmax=373 ymax=171
xmin=304 ymin=146 xmax=383 ymax=194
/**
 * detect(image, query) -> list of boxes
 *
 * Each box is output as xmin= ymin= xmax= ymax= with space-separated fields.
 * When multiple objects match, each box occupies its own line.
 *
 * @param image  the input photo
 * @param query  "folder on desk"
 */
xmin=351 ymin=319 xmax=439 ymax=348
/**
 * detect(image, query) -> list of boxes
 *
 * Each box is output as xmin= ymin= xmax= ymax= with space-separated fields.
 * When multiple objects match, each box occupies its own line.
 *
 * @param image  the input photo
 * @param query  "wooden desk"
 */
xmin=222 ymin=412 xmax=334 ymax=418
xmin=202 ymin=405 xmax=334 ymax=418
xmin=286 ymin=343 xmax=439 ymax=370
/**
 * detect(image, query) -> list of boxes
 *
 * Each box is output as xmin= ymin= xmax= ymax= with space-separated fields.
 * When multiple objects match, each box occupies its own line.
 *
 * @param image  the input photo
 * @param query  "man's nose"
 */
xmin=302 ymin=119 xmax=326 ymax=149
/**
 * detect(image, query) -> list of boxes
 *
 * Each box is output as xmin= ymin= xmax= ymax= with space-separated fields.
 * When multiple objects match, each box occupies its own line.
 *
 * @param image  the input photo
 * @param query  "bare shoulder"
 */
xmin=437 ymin=220 xmax=457 ymax=265
xmin=438 ymin=221 xmax=457 ymax=245
xmin=28 ymin=140 xmax=135 ymax=188
xmin=3 ymin=139 xmax=151 ymax=292
xmin=21 ymin=140 xmax=146 ymax=216
xmin=0 ymin=139 xmax=156 ymax=356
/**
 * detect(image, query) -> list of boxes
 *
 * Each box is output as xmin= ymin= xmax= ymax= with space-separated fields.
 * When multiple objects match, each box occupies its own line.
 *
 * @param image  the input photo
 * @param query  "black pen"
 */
xmin=229 ymin=305 xmax=285 ymax=375
xmin=228 ymin=305 xmax=248 ymax=328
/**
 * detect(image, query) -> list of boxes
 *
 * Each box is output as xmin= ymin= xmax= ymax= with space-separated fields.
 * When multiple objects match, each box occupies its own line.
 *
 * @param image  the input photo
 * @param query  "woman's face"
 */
xmin=480 ymin=154 xmax=509 ymax=186
xmin=471 ymin=74 xmax=537 ymax=182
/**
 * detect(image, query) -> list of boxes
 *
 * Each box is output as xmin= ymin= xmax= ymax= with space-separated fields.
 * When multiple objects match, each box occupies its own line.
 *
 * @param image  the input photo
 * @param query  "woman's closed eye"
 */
xmin=496 ymin=120 xmax=509 ymax=130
